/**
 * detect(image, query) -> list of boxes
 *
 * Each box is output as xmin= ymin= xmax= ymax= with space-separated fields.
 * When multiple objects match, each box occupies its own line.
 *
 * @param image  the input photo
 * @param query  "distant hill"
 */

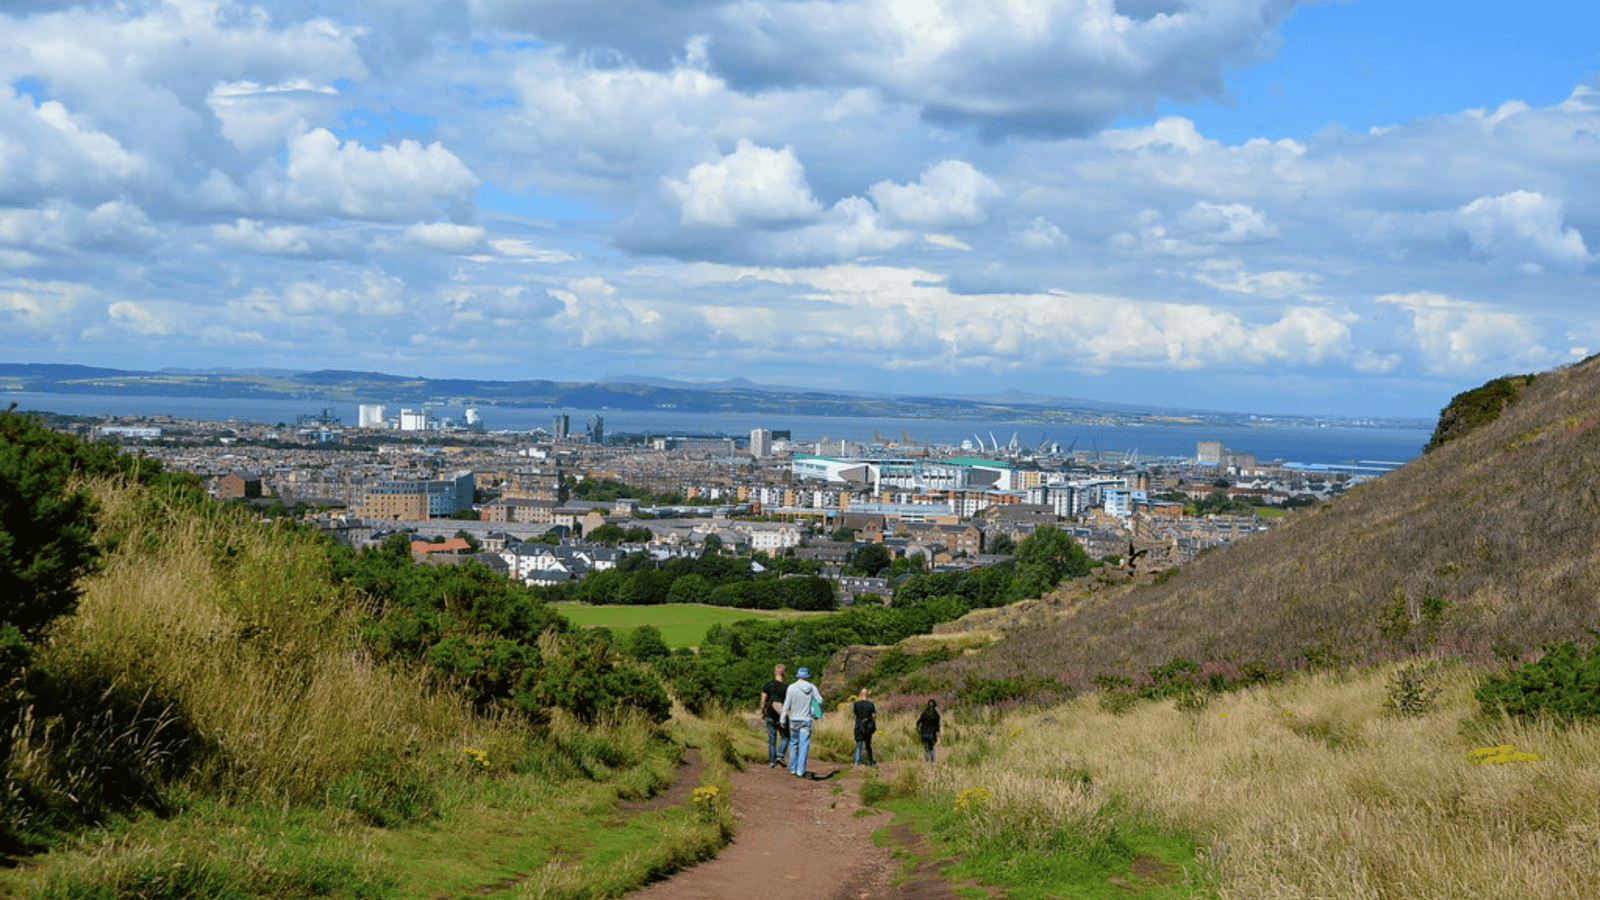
xmin=0 ymin=363 xmax=1423 ymax=429
xmin=930 ymin=355 xmax=1600 ymax=687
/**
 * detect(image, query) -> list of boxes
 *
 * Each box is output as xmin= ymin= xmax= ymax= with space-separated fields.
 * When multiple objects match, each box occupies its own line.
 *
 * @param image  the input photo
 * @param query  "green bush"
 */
xmin=1476 ymin=641 xmax=1600 ymax=723
xmin=958 ymin=676 xmax=1066 ymax=707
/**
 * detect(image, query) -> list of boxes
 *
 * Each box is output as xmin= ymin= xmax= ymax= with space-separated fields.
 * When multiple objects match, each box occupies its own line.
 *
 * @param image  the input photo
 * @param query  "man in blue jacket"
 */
xmin=780 ymin=667 xmax=824 ymax=778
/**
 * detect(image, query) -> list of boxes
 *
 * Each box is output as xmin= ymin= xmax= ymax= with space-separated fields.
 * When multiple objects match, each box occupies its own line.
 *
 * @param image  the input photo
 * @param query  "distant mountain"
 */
xmin=928 ymin=356 xmax=1600 ymax=689
xmin=0 ymin=362 xmax=1424 ymax=428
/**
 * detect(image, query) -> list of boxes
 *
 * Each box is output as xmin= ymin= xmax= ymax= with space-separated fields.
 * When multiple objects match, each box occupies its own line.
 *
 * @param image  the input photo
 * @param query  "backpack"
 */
xmin=809 ymin=692 xmax=823 ymax=720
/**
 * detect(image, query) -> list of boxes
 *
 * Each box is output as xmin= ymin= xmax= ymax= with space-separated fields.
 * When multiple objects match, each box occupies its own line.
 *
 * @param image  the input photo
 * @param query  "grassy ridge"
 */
xmin=919 ymin=354 xmax=1600 ymax=693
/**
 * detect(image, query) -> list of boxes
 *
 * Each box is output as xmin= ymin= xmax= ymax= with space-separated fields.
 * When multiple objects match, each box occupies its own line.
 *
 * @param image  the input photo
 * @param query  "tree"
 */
xmin=986 ymin=532 xmax=1016 ymax=555
xmin=701 ymin=533 xmax=723 ymax=556
xmin=625 ymin=624 xmax=671 ymax=662
xmin=587 ymin=522 xmax=626 ymax=546
xmin=0 ymin=411 xmax=102 ymax=676
xmin=1009 ymin=526 xmax=1094 ymax=601
xmin=847 ymin=542 xmax=892 ymax=577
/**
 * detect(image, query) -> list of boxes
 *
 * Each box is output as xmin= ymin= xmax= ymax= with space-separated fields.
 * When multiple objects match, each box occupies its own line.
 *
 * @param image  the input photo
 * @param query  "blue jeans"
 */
xmin=766 ymin=719 xmax=789 ymax=766
xmin=853 ymin=736 xmax=875 ymax=766
xmin=788 ymin=719 xmax=813 ymax=775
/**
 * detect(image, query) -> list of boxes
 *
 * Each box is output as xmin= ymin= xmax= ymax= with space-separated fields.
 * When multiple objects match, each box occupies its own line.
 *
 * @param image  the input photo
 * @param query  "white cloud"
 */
xmin=1373 ymin=191 xmax=1592 ymax=274
xmin=489 ymin=239 xmax=577 ymax=262
xmin=1177 ymin=202 xmax=1278 ymax=244
xmin=213 ymin=219 xmax=334 ymax=257
xmin=1191 ymin=260 xmax=1319 ymax=299
xmin=405 ymin=222 xmax=488 ymax=254
xmin=1017 ymin=216 xmax=1068 ymax=250
xmin=0 ymin=200 xmax=158 ymax=254
xmin=107 ymin=300 xmax=169 ymax=335
xmin=207 ymin=79 xmax=338 ymax=155
xmin=869 ymin=160 xmax=1001 ymax=229
xmin=665 ymin=139 xmax=822 ymax=227
xmin=257 ymin=128 xmax=480 ymax=222
xmin=1378 ymin=292 xmax=1552 ymax=374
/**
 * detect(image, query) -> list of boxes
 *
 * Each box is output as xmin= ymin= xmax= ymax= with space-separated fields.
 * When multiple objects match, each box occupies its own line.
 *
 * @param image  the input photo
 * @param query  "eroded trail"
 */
xmin=624 ymin=759 xmax=960 ymax=900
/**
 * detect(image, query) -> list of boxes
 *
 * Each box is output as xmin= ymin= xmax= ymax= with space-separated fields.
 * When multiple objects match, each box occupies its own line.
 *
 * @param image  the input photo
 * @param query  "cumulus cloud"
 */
xmin=0 ymin=200 xmax=158 ymax=255
xmin=1378 ymin=292 xmax=1553 ymax=374
xmin=869 ymin=160 xmax=1001 ymax=229
xmin=1372 ymin=190 xmax=1593 ymax=274
xmin=254 ymin=128 xmax=480 ymax=222
xmin=665 ymin=139 xmax=822 ymax=227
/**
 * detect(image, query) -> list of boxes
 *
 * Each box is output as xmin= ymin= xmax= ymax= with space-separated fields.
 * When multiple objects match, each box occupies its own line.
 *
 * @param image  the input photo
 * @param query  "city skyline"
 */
xmin=2 ymin=1 xmax=1597 ymax=419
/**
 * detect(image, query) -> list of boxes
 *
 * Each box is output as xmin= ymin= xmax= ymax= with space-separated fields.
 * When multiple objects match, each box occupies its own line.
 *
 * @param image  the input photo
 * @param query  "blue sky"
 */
xmin=2 ymin=1 xmax=1598 ymax=418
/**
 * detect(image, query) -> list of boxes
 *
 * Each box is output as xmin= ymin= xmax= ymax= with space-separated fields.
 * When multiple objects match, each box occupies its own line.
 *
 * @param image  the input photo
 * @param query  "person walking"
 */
xmin=916 ymin=698 xmax=941 ymax=762
xmin=852 ymin=688 xmax=877 ymax=767
xmin=781 ymin=667 xmax=824 ymax=778
xmin=759 ymin=664 xmax=789 ymax=768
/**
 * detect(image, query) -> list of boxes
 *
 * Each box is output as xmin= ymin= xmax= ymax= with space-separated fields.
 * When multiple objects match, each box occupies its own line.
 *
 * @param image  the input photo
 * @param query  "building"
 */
xmin=750 ymin=428 xmax=773 ymax=458
xmin=359 ymin=470 xmax=475 ymax=519
xmin=358 ymin=405 xmax=387 ymax=428
xmin=587 ymin=415 xmax=605 ymax=444
xmin=398 ymin=408 xmax=429 ymax=432
xmin=552 ymin=414 xmax=569 ymax=440
xmin=214 ymin=471 xmax=263 ymax=500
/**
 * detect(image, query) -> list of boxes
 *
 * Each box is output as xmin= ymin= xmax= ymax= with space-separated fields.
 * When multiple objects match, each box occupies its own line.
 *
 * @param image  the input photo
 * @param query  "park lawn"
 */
xmin=551 ymin=603 xmax=802 ymax=648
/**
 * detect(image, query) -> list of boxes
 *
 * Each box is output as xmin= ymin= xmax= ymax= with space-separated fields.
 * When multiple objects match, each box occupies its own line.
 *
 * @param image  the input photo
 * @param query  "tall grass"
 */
xmin=904 ymin=660 xmax=1600 ymax=900
xmin=26 ymin=477 xmax=533 ymax=809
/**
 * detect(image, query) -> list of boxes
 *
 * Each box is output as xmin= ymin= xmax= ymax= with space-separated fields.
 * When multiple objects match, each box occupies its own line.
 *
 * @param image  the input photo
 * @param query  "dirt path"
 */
xmin=624 ymin=756 xmax=965 ymax=900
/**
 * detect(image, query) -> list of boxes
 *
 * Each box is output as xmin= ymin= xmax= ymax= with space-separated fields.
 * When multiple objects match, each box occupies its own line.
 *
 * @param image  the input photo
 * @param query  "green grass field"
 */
xmin=550 ymin=603 xmax=800 ymax=648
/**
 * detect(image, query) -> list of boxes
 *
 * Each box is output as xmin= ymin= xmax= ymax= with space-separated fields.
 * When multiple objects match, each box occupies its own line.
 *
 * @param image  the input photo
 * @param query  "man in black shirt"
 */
xmin=759 ymin=663 xmax=789 ymax=768
xmin=852 ymin=687 xmax=877 ymax=766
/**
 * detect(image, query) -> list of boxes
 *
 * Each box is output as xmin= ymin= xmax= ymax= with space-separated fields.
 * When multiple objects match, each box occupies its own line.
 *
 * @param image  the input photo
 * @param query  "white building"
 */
xmin=398 ymin=408 xmax=429 ymax=432
xmin=750 ymin=427 xmax=773 ymax=458
xmin=358 ymin=404 xmax=387 ymax=428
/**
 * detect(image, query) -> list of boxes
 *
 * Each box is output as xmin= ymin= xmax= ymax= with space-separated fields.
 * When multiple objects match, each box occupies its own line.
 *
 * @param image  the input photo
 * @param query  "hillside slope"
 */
xmin=940 ymin=355 xmax=1600 ymax=687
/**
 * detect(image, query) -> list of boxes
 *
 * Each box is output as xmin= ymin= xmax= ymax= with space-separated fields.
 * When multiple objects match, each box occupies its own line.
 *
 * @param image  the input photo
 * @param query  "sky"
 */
xmin=2 ymin=0 xmax=1597 ymax=419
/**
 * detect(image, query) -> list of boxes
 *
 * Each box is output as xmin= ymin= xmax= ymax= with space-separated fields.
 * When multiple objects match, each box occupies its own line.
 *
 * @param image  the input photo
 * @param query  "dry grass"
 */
xmin=37 ymin=477 xmax=531 ymax=805
xmin=914 ymin=661 xmax=1600 ymax=900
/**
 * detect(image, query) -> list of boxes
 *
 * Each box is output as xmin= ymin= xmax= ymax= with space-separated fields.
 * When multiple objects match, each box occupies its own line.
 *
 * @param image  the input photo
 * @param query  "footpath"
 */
xmin=622 ymin=753 xmax=970 ymax=900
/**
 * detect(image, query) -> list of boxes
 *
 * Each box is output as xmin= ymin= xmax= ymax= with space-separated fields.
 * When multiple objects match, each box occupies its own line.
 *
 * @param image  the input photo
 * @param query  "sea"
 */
xmin=3 ymin=391 xmax=1432 ymax=467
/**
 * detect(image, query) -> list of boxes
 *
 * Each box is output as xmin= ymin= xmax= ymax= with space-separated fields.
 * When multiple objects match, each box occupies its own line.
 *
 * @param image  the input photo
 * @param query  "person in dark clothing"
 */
xmin=916 ymin=698 xmax=941 ymax=762
xmin=852 ymin=688 xmax=877 ymax=766
xmin=759 ymin=663 xmax=789 ymax=768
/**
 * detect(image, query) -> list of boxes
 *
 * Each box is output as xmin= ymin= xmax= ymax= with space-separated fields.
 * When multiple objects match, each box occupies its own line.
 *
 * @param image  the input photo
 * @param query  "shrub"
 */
xmin=1475 ymin=641 xmax=1600 ymax=723
xmin=1384 ymin=664 xmax=1442 ymax=717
